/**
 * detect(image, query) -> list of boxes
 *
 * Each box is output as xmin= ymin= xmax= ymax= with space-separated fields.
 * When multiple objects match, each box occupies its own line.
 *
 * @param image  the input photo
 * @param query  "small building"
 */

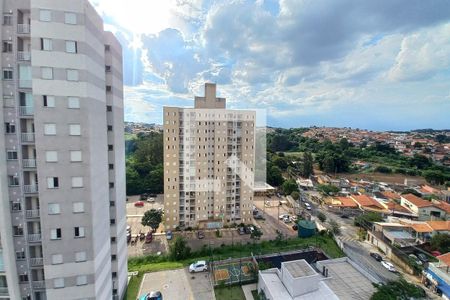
xmin=350 ymin=194 xmax=389 ymax=213
xmin=400 ymin=194 xmax=447 ymax=221
xmin=422 ymin=252 xmax=450 ymax=299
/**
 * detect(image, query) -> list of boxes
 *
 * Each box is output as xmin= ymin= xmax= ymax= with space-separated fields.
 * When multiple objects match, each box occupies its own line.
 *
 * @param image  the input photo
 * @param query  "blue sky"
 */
xmin=90 ymin=0 xmax=450 ymax=131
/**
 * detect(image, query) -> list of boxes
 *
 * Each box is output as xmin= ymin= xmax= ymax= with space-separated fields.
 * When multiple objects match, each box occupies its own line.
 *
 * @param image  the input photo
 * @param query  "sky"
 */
xmin=89 ymin=0 xmax=450 ymax=131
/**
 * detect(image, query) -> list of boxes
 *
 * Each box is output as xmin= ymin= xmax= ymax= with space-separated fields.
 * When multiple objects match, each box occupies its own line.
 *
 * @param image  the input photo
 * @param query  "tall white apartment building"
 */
xmin=163 ymin=83 xmax=256 ymax=230
xmin=0 ymin=1 xmax=127 ymax=299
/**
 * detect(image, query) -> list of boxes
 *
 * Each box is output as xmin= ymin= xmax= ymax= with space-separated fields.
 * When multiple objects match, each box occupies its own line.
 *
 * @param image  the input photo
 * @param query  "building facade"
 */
xmin=163 ymin=83 xmax=255 ymax=229
xmin=0 ymin=1 xmax=127 ymax=299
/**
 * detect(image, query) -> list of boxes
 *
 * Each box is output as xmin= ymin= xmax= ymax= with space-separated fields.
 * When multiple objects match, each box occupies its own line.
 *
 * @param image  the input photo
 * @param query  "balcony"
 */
xmin=26 ymin=209 xmax=40 ymax=219
xmin=32 ymin=280 xmax=45 ymax=289
xmin=18 ymin=80 xmax=32 ymax=89
xmin=24 ymin=185 xmax=38 ymax=194
xmin=22 ymin=159 xmax=36 ymax=168
xmin=28 ymin=233 xmax=41 ymax=243
xmin=19 ymin=106 xmax=33 ymax=116
xmin=17 ymin=24 xmax=30 ymax=34
xmin=17 ymin=51 xmax=31 ymax=61
xmin=21 ymin=132 xmax=35 ymax=143
xmin=30 ymin=257 xmax=43 ymax=267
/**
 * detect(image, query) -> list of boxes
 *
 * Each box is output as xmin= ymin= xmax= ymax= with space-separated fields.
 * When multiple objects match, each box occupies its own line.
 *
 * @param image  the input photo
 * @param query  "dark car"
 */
xmin=238 ymin=227 xmax=245 ymax=235
xmin=292 ymin=224 xmax=298 ymax=231
xmin=140 ymin=193 xmax=149 ymax=200
xmin=340 ymin=214 xmax=349 ymax=219
xmin=244 ymin=226 xmax=251 ymax=234
xmin=139 ymin=291 xmax=162 ymax=300
xmin=145 ymin=232 xmax=153 ymax=243
xmin=370 ymin=252 xmax=383 ymax=261
xmin=197 ymin=231 xmax=205 ymax=239
xmin=254 ymin=214 xmax=264 ymax=220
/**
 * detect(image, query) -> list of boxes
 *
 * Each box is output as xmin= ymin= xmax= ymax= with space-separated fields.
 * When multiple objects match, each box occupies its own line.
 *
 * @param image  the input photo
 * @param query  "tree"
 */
xmin=251 ymin=227 xmax=263 ymax=241
xmin=169 ymin=236 xmax=191 ymax=261
xmin=430 ymin=233 xmax=450 ymax=253
xmin=354 ymin=212 xmax=383 ymax=228
xmin=317 ymin=212 xmax=326 ymax=223
xmin=371 ymin=279 xmax=425 ymax=300
xmin=267 ymin=165 xmax=284 ymax=187
xmin=141 ymin=209 xmax=163 ymax=231
xmin=328 ymin=219 xmax=341 ymax=235
xmin=282 ymin=179 xmax=299 ymax=195
xmin=317 ymin=184 xmax=339 ymax=196
xmin=300 ymin=151 xmax=314 ymax=178
xmin=291 ymin=191 xmax=300 ymax=200
xmin=423 ymin=170 xmax=447 ymax=185
xmin=273 ymin=156 xmax=288 ymax=170
xmin=409 ymin=154 xmax=431 ymax=169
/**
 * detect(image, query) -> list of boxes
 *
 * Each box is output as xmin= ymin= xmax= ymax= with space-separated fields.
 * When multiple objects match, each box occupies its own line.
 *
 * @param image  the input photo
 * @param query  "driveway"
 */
xmin=139 ymin=268 xmax=215 ymax=300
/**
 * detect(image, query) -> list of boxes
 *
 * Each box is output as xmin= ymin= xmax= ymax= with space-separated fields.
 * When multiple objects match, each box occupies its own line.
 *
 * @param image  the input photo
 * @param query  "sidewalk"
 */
xmin=241 ymin=283 xmax=257 ymax=300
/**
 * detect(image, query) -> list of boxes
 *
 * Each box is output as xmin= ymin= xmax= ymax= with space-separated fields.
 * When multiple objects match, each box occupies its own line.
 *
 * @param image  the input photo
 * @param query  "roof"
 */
xmin=433 ymin=201 xmax=450 ymax=214
xmin=335 ymin=197 xmax=358 ymax=208
xmin=352 ymin=195 xmax=385 ymax=209
xmin=283 ymin=260 xmax=316 ymax=278
xmin=401 ymin=194 xmax=434 ymax=208
xmin=386 ymin=202 xmax=413 ymax=214
xmin=426 ymin=221 xmax=450 ymax=231
xmin=382 ymin=191 xmax=401 ymax=200
xmin=411 ymin=223 xmax=433 ymax=233
xmin=436 ymin=252 xmax=450 ymax=267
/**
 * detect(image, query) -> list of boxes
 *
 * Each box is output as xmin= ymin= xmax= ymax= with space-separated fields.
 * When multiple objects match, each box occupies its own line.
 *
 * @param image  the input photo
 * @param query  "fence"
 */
xmin=211 ymin=257 xmax=257 ymax=286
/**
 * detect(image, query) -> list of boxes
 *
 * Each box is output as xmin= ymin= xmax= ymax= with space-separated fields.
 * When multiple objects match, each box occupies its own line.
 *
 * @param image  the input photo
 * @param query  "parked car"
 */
xmin=279 ymin=214 xmax=289 ymax=220
xmin=145 ymin=232 xmax=153 ymax=243
xmin=431 ymin=251 xmax=442 ymax=257
xmin=134 ymin=201 xmax=145 ymax=207
xmin=147 ymin=197 xmax=155 ymax=203
xmin=127 ymin=232 xmax=131 ymax=243
xmin=248 ymin=225 xmax=255 ymax=234
xmin=139 ymin=291 xmax=162 ymax=300
xmin=340 ymin=214 xmax=349 ymax=219
xmin=292 ymin=224 xmax=298 ymax=231
xmin=381 ymin=260 xmax=397 ymax=272
xmin=197 ymin=231 xmax=205 ymax=239
xmin=244 ymin=226 xmax=252 ymax=234
xmin=283 ymin=216 xmax=291 ymax=223
xmin=166 ymin=230 xmax=173 ymax=240
xmin=416 ymin=253 xmax=429 ymax=263
xmin=254 ymin=214 xmax=264 ymax=220
xmin=291 ymin=215 xmax=298 ymax=222
xmin=370 ymin=252 xmax=383 ymax=262
xmin=126 ymin=225 xmax=131 ymax=233
xmin=253 ymin=210 xmax=259 ymax=216
xmin=140 ymin=193 xmax=149 ymax=200
xmin=189 ymin=261 xmax=208 ymax=273
xmin=238 ymin=227 xmax=245 ymax=235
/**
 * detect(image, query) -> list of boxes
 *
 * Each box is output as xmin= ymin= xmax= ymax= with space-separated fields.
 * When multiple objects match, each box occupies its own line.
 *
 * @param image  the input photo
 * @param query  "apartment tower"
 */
xmin=0 ymin=1 xmax=127 ymax=299
xmin=163 ymin=83 xmax=255 ymax=230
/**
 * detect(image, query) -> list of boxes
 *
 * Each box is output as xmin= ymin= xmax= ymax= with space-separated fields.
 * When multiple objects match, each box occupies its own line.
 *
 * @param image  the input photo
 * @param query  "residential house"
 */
xmin=422 ymin=252 xmax=450 ymax=299
xmin=400 ymin=194 xmax=447 ymax=221
xmin=350 ymin=195 xmax=388 ymax=213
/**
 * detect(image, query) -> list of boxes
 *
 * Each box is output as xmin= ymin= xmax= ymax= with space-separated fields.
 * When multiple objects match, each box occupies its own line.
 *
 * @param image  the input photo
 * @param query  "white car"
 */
xmin=189 ymin=261 xmax=208 ymax=273
xmin=283 ymin=216 xmax=291 ymax=223
xmin=279 ymin=214 xmax=290 ymax=220
xmin=381 ymin=260 xmax=397 ymax=272
xmin=147 ymin=197 xmax=155 ymax=203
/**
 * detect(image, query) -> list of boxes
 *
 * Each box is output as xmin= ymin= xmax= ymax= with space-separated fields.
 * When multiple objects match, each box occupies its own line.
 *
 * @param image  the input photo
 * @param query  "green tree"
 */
xmin=430 ymin=233 xmax=450 ymax=253
xmin=282 ymin=179 xmax=299 ymax=195
xmin=273 ymin=156 xmax=288 ymax=170
xmin=291 ymin=191 xmax=300 ymax=200
xmin=317 ymin=184 xmax=339 ymax=196
xmin=328 ymin=219 xmax=341 ymax=235
xmin=251 ymin=227 xmax=263 ymax=241
xmin=423 ymin=170 xmax=447 ymax=185
xmin=267 ymin=165 xmax=284 ymax=187
xmin=317 ymin=212 xmax=326 ymax=222
xmin=300 ymin=151 xmax=314 ymax=178
xmin=371 ymin=279 xmax=425 ymax=300
xmin=409 ymin=154 xmax=432 ymax=169
xmin=354 ymin=212 xmax=383 ymax=228
xmin=169 ymin=236 xmax=191 ymax=261
xmin=141 ymin=209 xmax=163 ymax=231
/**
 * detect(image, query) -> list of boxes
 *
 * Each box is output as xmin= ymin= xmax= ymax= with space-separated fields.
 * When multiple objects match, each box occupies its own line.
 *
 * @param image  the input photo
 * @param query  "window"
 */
xmin=107 ymin=105 xmax=112 ymax=112
xmin=105 ymin=45 xmax=110 ymax=51
xmin=16 ymin=251 xmax=26 ymax=260
xmin=76 ymin=275 xmax=87 ymax=286
xmin=105 ymin=65 xmax=111 ymax=72
xmin=109 ymin=201 xmax=115 ymax=207
xmin=109 ymin=182 xmax=114 ymax=188
xmin=64 ymin=12 xmax=77 ymax=25
xmin=41 ymin=67 xmax=53 ymax=79
xmin=111 ymin=255 xmax=116 ymax=261
xmin=75 ymin=251 xmax=86 ymax=262
xmin=47 ymin=177 xmax=59 ymax=189
xmin=70 ymin=151 xmax=82 ymax=162
xmin=71 ymin=177 xmax=83 ymax=188
xmin=48 ymin=203 xmax=60 ymax=215
xmin=11 ymin=201 xmax=21 ymax=211
xmin=106 ymin=85 xmax=112 ymax=92
xmin=53 ymin=278 xmax=64 ymax=289
xmin=8 ymin=176 xmax=19 ymax=186
xmin=110 ymin=219 xmax=115 ymax=225
xmin=69 ymin=124 xmax=81 ymax=136
xmin=19 ymin=274 xmax=28 ymax=283
xmin=7 ymin=150 xmax=18 ymax=160
xmin=5 ymin=122 xmax=15 ymax=133
xmin=3 ymin=95 xmax=14 ymax=107
xmin=43 ymin=95 xmax=55 ymax=107
xmin=112 ymin=272 xmax=117 ymax=278
xmin=45 ymin=151 xmax=58 ymax=162
xmin=13 ymin=226 xmax=23 ymax=236
xmin=50 ymin=228 xmax=61 ymax=240
xmin=65 ymin=41 xmax=77 ymax=53
xmin=2 ymin=41 xmax=12 ymax=53
xmin=3 ymin=14 xmax=12 ymax=25
xmin=51 ymin=254 xmax=63 ymax=265
xmin=73 ymin=202 xmax=84 ymax=213
xmin=3 ymin=69 xmax=13 ymax=80
xmin=108 ymin=145 xmax=114 ymax=151
xmin=111 ymin=237 xmax=116 ymax=243
xmin=44 ymin=123 xmax=56 ymax=135
xmin=109 ymin=164 xmax=114 ymax=170
xmin=40 ymin=38 xmax=52 ymax=51
xmin=74 ymin=227 xmax=85 ymax=238
xmin=107 ymin=125 xmax=113 ymax=131
xmin=39 ymin=10 xmax=52 ymax=22
xmin=67 ymin=97 xmax=80 ymax=109
xmin=66 ymin=69 xmax=79 ymax=81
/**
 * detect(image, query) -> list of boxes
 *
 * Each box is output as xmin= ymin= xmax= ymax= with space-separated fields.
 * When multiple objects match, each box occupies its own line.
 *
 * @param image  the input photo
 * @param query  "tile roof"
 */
xmin=433 ymin=201 xmax=450 ymax=214
xmin=401 ymin=194 xmax=434 ymax=208
xmin=382 ymin=191 xmax=401 ymax=200
xmin=335 ymin=197 xmax=358 ymax=208
xmin=351 ymin=195 xmax=385 ymax=209
xmin=410 ymin=223 xmax=433 ymax=233
xmin=437 ymin=252 xmax=450 ymax=267
xmin=426 ymin=221 xmax=450 ymax=231
xmin=386 ymin=202 xmax=413 ymax=214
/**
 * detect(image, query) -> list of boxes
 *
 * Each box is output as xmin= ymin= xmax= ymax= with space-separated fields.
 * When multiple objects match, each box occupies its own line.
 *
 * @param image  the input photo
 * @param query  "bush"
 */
xmin=374 ymin=165 xmax=392 ymax=173
xmin=317 ymin=212 xmax=326 ymax=222
xmin=169 ymin=236 xmax=191 ymax=261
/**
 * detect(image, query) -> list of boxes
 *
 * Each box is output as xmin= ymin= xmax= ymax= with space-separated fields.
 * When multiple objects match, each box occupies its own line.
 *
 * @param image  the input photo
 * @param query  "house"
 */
xmin=329 ymin=197 xmax=359 ymax=209
xmin=400 ymin=194 xmax=447 ymax=221
xmin=350 ymin=195 xmax=388 ymax=213
xmin=381 ymin=191 xmax=401 ymax=202
xmin=422 ymin=252 xmax=450 ymax=299
xmin=385 ymin=202 xmax=415 ymax=218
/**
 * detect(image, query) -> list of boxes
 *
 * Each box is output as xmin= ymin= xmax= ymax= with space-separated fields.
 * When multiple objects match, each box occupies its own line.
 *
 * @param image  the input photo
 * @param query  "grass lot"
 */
xmin=215 ymin=286 xmax=246 ymax=300
xmin=126 ymin=235 xmax=344 ymax=299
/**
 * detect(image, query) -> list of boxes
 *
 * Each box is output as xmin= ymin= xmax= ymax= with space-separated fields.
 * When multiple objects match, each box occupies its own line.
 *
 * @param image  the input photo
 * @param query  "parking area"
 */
xmin=138 ymin=268 xmax=215 ymax=300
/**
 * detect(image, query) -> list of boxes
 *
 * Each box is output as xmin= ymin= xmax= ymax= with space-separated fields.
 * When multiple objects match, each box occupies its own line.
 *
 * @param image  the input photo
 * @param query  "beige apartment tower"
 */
xmin=164 ymin=83 xmax=256 ymax=230
xmin=0 ymin=1 xmax=127 ymax=299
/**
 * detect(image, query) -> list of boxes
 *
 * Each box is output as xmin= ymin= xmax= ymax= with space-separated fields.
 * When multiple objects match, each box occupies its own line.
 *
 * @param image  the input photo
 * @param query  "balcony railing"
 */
xmin=27 ymin=233 xmax=41 ymax=242
xmin=19 ymin=80 xmax=32 ymax=88
xmin=21 ymin=132 xmax=35 ymax=143
xmin=17 ymin=24 xmax=30 ymax=34
xmin=0 ymin=287 xmax=8 ymax=296
xmin=19 ymin=106 xmax=34 ymax=116
xmin=24 ymin=185 xmax=38 ymax=194
xmin=30 ymin=257 xmax=44 ymax=267
xmin=32 ymin=280 xmax=45 ymax=289
xmin=17 ymin=51 xmax=31 ymax=61
xmin=22 ymin=159 xmax=36 ymax=168
xmin=26 ymin=209 xmax=40 ymax=219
